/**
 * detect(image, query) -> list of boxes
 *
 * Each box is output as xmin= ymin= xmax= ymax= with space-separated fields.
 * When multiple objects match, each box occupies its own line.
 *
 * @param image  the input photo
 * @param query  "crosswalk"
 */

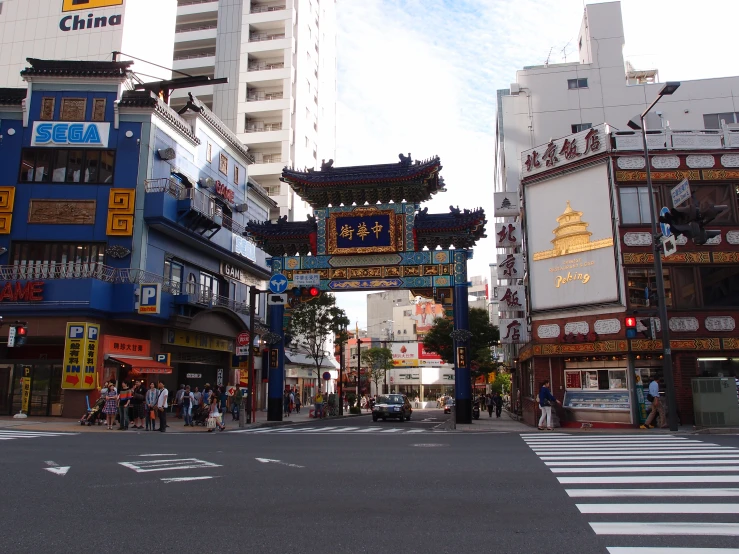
xmin=522 ymin=432 xmax=739 ymax=553
xmin=0 ymin=429 xmax=77 ymax=441
xmin=232 ymin=425 xmax=431 ymax=435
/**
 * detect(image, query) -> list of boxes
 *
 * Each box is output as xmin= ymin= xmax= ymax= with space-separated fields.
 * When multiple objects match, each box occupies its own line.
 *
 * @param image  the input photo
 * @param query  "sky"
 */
xmin=331 ymin=0 xmax=739 ymax=328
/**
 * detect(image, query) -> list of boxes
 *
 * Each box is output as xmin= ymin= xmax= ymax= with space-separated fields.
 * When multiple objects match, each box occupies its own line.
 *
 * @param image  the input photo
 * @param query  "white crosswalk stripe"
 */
xmin=232 ymin=425 xmax=429 ymax=435
xmin=522 ymin=432 xmax=739 ymax=552
xmin=0 ymin=429 xmax=77 ymax=441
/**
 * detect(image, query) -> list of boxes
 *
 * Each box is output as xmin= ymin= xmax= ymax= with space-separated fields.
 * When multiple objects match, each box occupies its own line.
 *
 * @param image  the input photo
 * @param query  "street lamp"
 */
xmin=626 ymin=81 xmax=681 ymax=432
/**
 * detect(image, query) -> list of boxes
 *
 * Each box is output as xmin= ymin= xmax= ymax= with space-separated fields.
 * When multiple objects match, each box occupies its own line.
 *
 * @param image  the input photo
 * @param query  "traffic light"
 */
xmin=7 ymin=323 xmax=27 ymax=347
xmin=659 ymin=201 xmax=728 ymax=245
xmin=625 ymin=316 xmax=637 ymax=339
xmin=639 ymin=318 xmax=655 ymax=340
xmin=289 ymin=286 xmax=321 ymax=303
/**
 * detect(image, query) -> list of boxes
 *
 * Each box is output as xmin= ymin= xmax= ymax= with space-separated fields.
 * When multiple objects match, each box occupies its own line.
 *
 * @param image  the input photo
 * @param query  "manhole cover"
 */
xmin=410 ymin=443 xmax=448 ymax=448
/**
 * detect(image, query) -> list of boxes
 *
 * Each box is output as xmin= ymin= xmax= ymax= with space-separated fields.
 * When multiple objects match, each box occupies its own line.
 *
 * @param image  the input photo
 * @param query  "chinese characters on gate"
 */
xmin=339 ymin=221 xmax=384 ymax=241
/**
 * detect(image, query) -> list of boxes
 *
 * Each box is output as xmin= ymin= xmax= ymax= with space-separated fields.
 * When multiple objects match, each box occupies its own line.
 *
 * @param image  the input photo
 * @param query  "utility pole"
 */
xmin=247 ymin=285 xmax=257 ymax=424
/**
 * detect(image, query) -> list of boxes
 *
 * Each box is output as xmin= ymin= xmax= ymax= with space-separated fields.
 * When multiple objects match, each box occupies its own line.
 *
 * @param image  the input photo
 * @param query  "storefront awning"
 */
xmin=109 ymin=356 xmax=173 ymax=374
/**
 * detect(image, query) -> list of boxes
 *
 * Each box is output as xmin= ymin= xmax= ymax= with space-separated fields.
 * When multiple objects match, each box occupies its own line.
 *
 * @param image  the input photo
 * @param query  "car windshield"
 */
xmin=378 ymin=395 xmax=404 ymax=405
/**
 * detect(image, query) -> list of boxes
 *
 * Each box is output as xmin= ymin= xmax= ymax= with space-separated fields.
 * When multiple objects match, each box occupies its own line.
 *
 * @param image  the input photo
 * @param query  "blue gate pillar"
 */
xmin=453 ymin=283 xmax=472 ymax=424
xmin=267 ymin=303 xmax=285 ymax=421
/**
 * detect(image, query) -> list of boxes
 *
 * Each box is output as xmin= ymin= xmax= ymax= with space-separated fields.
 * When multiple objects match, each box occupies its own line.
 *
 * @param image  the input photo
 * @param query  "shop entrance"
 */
xmin=4 ymin=363 xmax=63 ymax=416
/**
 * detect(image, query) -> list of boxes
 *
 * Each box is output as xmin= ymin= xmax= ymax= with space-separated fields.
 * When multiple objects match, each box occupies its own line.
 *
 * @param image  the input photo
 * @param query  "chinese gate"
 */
xmin=246 ymin=155 xmax=487 ymax=423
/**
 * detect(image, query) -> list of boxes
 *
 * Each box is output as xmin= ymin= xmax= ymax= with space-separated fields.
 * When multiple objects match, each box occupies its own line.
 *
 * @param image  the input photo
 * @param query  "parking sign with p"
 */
xmin=138 ymin=283 xmax=161 ymax=314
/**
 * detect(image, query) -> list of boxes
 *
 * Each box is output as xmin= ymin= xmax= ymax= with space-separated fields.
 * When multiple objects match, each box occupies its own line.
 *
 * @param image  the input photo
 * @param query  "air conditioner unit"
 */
xmin=235 ymin=203 xmax=248 ymax=213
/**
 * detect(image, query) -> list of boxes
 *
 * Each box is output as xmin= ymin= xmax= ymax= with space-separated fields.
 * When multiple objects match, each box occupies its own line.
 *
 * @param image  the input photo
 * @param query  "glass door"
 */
xmin=0 ymin=365 xmax=12 ymax=415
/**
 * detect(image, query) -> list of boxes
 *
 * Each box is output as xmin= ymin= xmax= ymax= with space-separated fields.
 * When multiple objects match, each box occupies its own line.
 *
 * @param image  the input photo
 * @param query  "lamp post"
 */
xmin=626 ymin=81 xmax=681 ymax=432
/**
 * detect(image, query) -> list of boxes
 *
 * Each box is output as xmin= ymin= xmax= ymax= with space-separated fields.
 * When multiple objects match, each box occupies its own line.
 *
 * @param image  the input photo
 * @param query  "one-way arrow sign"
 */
xmin=255 ymin=457 xmax=304 ymax=468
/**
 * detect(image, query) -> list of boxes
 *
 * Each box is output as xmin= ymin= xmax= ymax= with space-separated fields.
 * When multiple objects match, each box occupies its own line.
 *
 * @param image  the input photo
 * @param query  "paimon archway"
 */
xmin=246 ymin=155 xmax=487 ymax=423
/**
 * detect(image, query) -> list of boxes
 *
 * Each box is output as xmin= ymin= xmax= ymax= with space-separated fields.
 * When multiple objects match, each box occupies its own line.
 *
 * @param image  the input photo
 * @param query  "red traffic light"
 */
xmin=309 ymin=287 xmax=320 ymax=297
xmin=624 ymin=317 xmax=637 ymax=328
xmin=16 ymin=326 xmax=27 ymax=336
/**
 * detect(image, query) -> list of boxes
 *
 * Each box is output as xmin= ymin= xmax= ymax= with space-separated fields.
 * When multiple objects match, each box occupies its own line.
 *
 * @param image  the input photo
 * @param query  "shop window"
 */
xmin=627 ymin=268 xmax=671 ymax=308
xmin=619 ymin=187 xmax=656 ymax=224
xmin=702 ymin=112 xmax=739 ymax=129
xmin=698 ymin=358 xmax=739 ymax=378
xmin=699 ymin=266 xmax=739 ymax=307
xmin=565 ymin=368 xmax=627 ymax=391
xmin=19 ymin=148 xmax=115 ymax=184
xmin=571 ymin=123 xmax=592 ymax=133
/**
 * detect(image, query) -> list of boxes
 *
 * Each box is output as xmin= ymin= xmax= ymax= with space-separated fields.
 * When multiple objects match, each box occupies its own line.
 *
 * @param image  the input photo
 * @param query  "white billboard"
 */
xmin=524 ymin=163 xmax=620 ymax=311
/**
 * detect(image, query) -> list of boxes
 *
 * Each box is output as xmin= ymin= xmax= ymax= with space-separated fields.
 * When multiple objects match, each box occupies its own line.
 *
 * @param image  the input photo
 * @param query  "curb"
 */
xmin=231 ymin=412 xmax=372 ymax=431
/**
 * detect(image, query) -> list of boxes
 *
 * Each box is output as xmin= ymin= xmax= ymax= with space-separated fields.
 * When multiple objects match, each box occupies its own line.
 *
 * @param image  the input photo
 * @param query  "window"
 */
xmin=700 ymin=266 xmax=739 ymax=307
xmin=627 ymin=268 xmax=672 ymax=308
xmin=219 ymin=153 xmax=228 ymax=176
xmin=688 ymin=185 xmax=735 ymax=223
xmin=199 ymin=271 xmax=220 ymax=298
xmin=403 ymin=310 xmax=412 ymax=317
xmin=567 ymin=78 xmax=588 ymax=89
xmin=703 ymin=112 xmax=739 ymax=129
xmin=671 ymin=267 xmax=698 ymax=308
xmin=619 ymin=187 xmax=655 ymax=224
xmin=571 ymin=123 xmax=592 ymax=133
xmin=19 ymin=148 xmax=115 ymax=184
xmin=164 ymin=259 xmax=183 ymax=294
xmin=234 ymin=164 xmax=240 ymax=186
xmin=11 ymin=242 xmax=106 ymax=273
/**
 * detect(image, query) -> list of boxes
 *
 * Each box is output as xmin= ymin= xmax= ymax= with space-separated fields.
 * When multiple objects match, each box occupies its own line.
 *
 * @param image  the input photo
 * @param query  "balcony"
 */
xmin=612 ymin=128 xmax=739 ymax=151
xmin=250 ymin=3 xmax=286 ymax=13
xmin=245 ymin=121 xmax=282 ymax=132
xmin=247 ymin=61 xmax=285 ymax=71
xmin=249 ymin=32 xmax=285 ymax=43
xmin=174 ymin=24 xmax=218 ymax=47
xmin=174 ymin=283 xmax=250 ymax=315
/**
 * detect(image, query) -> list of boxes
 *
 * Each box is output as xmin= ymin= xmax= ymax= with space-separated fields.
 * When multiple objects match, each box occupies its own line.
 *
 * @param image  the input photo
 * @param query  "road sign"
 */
xmin=267 ymin=293 xmax=288 ymax=306
xmin=7 ymin=325 xmax=16 ymax=348
xmin=269 ymin=273 xmax=288 ymax=294
xmin=235 ymin=346 xmax=250 ymax=356
xmin=293 ymin=273 xmax=320 ymax=286
xmin=322 ymin=371 xmax=331 ymax=381
xmin=670 ymin=178 xmax=691 ymax=208
xmin=236 ymin=332 xmax=250 ymax=346
xmin=659 ymin=207 xmax=672 ymax=238
xmin=662 ymin=234 xmax=677 ymax=257
xmin=217 ymin=368 xmax=224 ymax=386
xmin=226 ymin=386 xmax=237 ymax=396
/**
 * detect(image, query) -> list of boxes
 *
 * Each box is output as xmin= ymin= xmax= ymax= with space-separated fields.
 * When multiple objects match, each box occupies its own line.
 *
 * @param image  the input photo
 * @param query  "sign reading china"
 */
xmin=215 ymin=180 xmax=235 ymax=203
xmin=520 ymin=124 xmax=609 ymax=178
xmin=0 ymin=281 xmax=44 ymax=302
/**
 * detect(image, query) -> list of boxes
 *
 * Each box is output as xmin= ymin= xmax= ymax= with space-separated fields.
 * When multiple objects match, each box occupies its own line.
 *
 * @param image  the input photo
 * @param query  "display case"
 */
xmin=562 ymin=361 xmax=632 ymax=424
xmin=563 ymin=390 xmax=631 ymax=410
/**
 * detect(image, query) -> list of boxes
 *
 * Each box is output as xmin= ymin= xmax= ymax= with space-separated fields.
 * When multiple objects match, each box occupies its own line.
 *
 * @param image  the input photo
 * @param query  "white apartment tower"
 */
xmin=172 ymin=0 xmax=337 ymax=220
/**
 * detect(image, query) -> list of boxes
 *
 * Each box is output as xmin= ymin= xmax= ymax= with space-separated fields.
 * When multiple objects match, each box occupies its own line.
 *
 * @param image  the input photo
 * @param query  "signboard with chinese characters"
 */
xmin=495 ymin=221 xmax=521 ymax=248
xmin=524 ymin=163 xmax=619 ymax=311
xmin=493 ymin=192 xmax=520 ymax=217
xmin=327 ymin=208 xmax=398 ymax=254
xmin=103 ymin=335 xmax=151 ymax=357
xmin=498 ymin=285 xmax=526 ymax=312
xmin=500 ymin=318 xmax=527 ymax=344
xmin=497 ymin=253 xmax=524 ymax=280
xmin=62 ymin=322 xmax=93 ymax=389
xmin=520 ymin=124 xmax=608 ymax=178
xmin=164 ymin=329 xmax=234 ymax=353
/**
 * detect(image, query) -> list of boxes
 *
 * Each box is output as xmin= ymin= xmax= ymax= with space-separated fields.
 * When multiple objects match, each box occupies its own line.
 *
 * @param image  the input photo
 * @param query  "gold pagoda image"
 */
xmin=533 ymin=201 xmax=613 ymax=261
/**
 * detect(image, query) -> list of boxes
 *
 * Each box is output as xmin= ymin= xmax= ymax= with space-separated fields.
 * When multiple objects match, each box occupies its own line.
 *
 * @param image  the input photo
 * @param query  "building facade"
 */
xmin=0 ymin=59 xmax=273 ymax=417
xmin=514 ymin=123 xmax=739 ymax=428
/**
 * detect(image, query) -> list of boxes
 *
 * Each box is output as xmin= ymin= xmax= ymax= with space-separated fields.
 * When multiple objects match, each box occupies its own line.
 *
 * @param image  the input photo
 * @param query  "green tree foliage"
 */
xmin=287 ymin=294 xmax=350 ymax=387
xmin=362 ymin=346 xmax=393 ymax=394
xmin=422 ymin=307 xmax=499 ymax=367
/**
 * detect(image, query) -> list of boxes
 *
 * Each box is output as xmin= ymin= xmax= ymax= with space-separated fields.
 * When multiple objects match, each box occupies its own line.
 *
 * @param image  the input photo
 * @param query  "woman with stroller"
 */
xmin=102 ymin=381 xmax=118 ymax=430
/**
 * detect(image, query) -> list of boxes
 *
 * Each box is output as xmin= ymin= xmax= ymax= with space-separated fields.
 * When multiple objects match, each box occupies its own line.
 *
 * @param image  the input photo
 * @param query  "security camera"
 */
xmin=656 ymin=111 xmax=663 ymax=117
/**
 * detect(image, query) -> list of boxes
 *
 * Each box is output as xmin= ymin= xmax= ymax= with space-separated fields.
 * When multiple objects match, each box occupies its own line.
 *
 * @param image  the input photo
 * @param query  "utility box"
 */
xmin=692 ymin=377 xmax=739 ymax=427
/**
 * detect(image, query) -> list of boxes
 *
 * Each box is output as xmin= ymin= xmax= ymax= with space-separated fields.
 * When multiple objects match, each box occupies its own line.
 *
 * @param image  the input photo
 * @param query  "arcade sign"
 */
xmin=0 ymin=281 xmax=44 ymax=302
xmin=214 ymin=180 xmax=235 ymax=203
xmin=31 ymin=121 xmax=110 ymax=148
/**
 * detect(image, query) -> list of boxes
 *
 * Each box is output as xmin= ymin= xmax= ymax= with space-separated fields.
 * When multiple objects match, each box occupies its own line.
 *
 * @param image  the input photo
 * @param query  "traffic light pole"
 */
xmin=639 ymin=109 xmax=679 ymax=432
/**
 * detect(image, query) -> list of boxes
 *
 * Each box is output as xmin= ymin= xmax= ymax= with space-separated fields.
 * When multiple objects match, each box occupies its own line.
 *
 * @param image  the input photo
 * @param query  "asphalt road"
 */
xmin=2 ymin=410 xmax=739 ymax=554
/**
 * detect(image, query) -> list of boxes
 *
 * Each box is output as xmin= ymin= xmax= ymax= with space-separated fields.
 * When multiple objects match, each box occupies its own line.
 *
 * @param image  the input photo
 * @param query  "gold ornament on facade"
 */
xmin=533 ymin=201 xmax=613 ymax=261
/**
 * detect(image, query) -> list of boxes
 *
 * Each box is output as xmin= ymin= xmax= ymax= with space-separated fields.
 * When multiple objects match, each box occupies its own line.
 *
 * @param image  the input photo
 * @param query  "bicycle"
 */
xmin=322 ymin=402 xmax=338 ymax=417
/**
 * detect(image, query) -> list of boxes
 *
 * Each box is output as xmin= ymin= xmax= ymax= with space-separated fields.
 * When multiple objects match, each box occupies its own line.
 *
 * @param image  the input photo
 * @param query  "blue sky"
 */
xmin=332 ymin=0 xmax=738 ymax=328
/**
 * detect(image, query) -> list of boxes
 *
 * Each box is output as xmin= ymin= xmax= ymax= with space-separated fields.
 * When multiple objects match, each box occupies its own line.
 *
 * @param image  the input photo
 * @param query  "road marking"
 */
xmin=44 ymin=460 xmax=58 ymax=466
xmin=543 ymin=454 xmax=739 ymax=461
xmin=119 ymin=458 xmax=221 ymax=473
xmin=578 ymin=503 xmax=739 ymax=514
xmin=547 ymin=459 xmax=739 ymax=467
xmin=255 ymin=458 xmax=304 ymax=468
xmin=356 ymin=427 xmax=383 ymax=433
xmin=559 ymin=475 xmax=739 ymax=484
xmin=406 ymin=429 xmax=426 ymax=433
xmin=523 ymin=436 xmax=692 ymax=441
xmin=380 ymin=428 xmax=403 ymax=433
xmin=567 ymin=488 xmax=739 ymax=498
xmin=534 ymin=449 xmax=735 ymax=456
xmin=608 ymin=548 xmax=739 ymax=553
xmin=552 ymin=465 xmax=739 ymax=474
xmin=161 ymin=476 xmax=217 ymax=483
xmin=591 ymin=522 xmax=739 ymax=536
xmin=44 ymin=466 xmax=70 ymax=476
xmin=137 ymin=453 xmax=179 ymax=457
xmin=327 ymin=427 xmax=360 ymax=432
xmin=529 ymin=440 xmax=705 ymax=447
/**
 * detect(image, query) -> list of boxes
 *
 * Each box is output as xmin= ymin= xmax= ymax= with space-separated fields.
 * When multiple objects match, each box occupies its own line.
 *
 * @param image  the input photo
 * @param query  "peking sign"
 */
xmin=520 ymin=124 xmax=609 ymax=178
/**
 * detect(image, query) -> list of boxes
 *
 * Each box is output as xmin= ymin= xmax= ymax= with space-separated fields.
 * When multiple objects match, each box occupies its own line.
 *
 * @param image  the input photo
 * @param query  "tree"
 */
xmin=362 ymin=347 xmax=393 ymax=395
xmin=287 ymin=294 xmax=350 ymax=391
xmin=422 ymin=307 xmax=499 ymax=367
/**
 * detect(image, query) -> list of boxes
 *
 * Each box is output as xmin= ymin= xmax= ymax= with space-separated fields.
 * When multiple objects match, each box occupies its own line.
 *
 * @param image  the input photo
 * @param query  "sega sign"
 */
xmin=138 ymin=283 xmax=161 ymax=315
xmin=31 ymin=121 xmax=110 ymax=148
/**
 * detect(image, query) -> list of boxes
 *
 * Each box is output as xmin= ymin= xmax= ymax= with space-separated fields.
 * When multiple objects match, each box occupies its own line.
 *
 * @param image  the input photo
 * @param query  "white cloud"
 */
xmin=332 ymin=0 xmax=738 ymax=326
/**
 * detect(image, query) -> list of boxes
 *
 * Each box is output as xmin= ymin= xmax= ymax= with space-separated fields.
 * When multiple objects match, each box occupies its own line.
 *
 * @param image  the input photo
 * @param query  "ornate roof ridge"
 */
xmin=21 ymin=58 xmax=133 ymax=80
xmin=0 ymin=88 xmax=26 ymax=106
xmin=119 ymin=90 xmax=201 ymax=145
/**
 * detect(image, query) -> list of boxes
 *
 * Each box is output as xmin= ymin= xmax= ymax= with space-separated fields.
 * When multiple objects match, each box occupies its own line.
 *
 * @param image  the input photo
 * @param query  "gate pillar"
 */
xmin=453 ymin=283 xmax=472 ymax=424
xmin=267 ymin=303 xmax=285 ymax=421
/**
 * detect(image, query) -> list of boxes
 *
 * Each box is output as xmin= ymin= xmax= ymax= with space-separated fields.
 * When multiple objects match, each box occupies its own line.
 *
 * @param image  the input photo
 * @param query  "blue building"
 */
xmin=0 ymin=59 xmax=273 ymax=417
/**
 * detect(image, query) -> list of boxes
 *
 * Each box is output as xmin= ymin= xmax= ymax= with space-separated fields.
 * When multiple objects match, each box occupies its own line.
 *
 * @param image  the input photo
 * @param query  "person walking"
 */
xmin=283 ymin=390 xmax=291 ymax=417
xmin=641 ymin=376 xmax=665 ymax=429
xmin=156 ymin=381 xmax=168 ymax=432
xmin=182 ymin=385 xmax=194 ymax=427
xmin=487 ymin=394 xmax=494 ymax=418
xmin=294 ymin=392 xmax=301 ymax=414
xmin=131 ymin=380 xmax=146 ymax=429
xmin=219 ymin=386 xmax=228 ymax=429
xmin=537 ymin=380 xmax=558 ymax=431
xmin=145 ymin=381 xmax=158 ymax=431
xmin=117 ymin=382 xmax=132 ymax=430
xmin=315 ymin=390 xmax=324 ymax=419
xmin=494 ymin=391 xmax=503 ymax=418
xmin=175 ymin=384 xmax=185 ymax=419
xmin=102 ymin=381 xmax=118 ymax=430
xmin=193 ymin=386 xmax=202 ymax=408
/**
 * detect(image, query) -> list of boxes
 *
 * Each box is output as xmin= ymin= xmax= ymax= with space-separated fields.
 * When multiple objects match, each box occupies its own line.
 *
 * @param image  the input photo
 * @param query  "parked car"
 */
xmin=372 ymin=394 xmax=412 ymax=422
xmin=443 ymin=398 xmax=455 ymax=414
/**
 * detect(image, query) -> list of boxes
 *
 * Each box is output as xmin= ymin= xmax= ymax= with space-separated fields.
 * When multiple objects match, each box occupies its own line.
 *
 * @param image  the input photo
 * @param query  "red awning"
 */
xmin=110 ymin=356 xmax=173 ymax=374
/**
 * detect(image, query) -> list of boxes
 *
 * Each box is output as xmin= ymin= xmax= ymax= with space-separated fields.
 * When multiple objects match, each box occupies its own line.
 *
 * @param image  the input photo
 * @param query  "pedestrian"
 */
xmin=641 ymin=376 xmax=665 ymax=429
xmin=537 ymin=379 xmax=558 ymax=431
xmin=193 ymin=386 xmax=202 ymax=408
xmin=103 ymin=381 xmax=118 ymax=430
xmin=289 ymin=389 xmax=295 ymax=414
xmin=202 ymin=384 xmax=211 ymax=408
xmin=494 ymin=391 xmax=503 ymax=418
xmin=219 ymin=386 xmax=228 ymax=429
xmin=117 ymin=382 xmax=131 ymax=430
xmin=294 ymin=392 xmax=301 ymax=414
xmin=207 ymin=391 xmax=224 ymax=432
xmin=315 ymin=390 xmax=324 ymax=419
xmin=145 ymin=381 xmax=158 ymax=431
xmin=414 ymin=395 xmax=419 ymax=409
xmin=175 ymin=384 xmax=185 ymax=419
xmin=284 ymin=390 xmax=291 ymax=417
xmin=487 ymin=394 xmax=494 ymax=418
xmin=156 ymin=381 xmax=168 ymax=432
xmin=182 ymin=385 xmax=194 ymax=426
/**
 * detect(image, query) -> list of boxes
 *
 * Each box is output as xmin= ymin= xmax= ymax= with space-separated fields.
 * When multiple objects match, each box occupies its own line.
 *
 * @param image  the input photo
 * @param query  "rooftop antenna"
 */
xmin=545 ymin=46 xmax=554 ymax=66
xmin=561 ymin=40 xmax=571 ymax=63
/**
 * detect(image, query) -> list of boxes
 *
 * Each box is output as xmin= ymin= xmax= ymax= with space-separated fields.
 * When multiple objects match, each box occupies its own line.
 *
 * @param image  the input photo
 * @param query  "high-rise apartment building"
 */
xmin=0 ymin=0 xmax=337 ymax=221
xmin=171 ymin=0 xmax=337 ymax=220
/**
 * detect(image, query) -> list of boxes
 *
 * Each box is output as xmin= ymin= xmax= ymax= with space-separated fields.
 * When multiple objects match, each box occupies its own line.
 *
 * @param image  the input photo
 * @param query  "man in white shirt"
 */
xmin=641 ymin=377 xmax=664 ymax=429
xmin=157 ymin=381 xmax=169 ymax=433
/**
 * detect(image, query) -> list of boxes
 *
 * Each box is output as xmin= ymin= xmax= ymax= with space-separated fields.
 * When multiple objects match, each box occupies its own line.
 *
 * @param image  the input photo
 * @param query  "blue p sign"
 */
xmin=69 ymin=325 xmax=85 ymax=339
xmin=138 ymin=283 xmax=161 ymax=314
xmin=87 ymin=325 xmax=99 ymax=341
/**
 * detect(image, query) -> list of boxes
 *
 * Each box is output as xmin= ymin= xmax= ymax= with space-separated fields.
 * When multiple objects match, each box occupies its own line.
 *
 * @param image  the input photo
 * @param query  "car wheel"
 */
xmin=399 ymin=414 xmax=405 ymax=422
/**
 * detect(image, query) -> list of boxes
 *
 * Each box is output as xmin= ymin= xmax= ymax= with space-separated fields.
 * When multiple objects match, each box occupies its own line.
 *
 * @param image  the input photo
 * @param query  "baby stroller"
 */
xmin=80 ymin=396 xmax=106 ymax=426
xmin=192 ymin=403 xmax=210 ymax=426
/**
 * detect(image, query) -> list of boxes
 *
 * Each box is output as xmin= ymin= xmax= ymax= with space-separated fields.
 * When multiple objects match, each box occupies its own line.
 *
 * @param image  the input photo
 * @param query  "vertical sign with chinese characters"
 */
xmin=21 ymin=367 xmax=31 ymax=413
xmin=497 ymin=253 xmax=524 ymax=280
xmin=83 ymin=324 xmax=100 ymax=390
xmin=456 ymin=347 xmax=468 ymax=369
xmin=500 ymin=319 xmax=527 ymax=344
xmin=62 ymin=322 xmax=87 ymax=389
xmin=495 ymin=221 xmax=521 ymax=248
xmin=493 ymin=192 xmax=520 ymax=217
xmin=498 ymin=285 xmax=527 ymax=312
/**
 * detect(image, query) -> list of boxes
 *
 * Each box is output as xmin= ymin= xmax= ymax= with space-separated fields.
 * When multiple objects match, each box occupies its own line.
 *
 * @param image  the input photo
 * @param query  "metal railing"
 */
xmin=249 ymin=33 xmax=285 ymax=42
xmin=173 ymin=51 xmax=216 ymax=61
xmin=176 ymin=24 xmax=218 ymax=33
xmin=246 ymin=92 xmax=283 ymax=101
xmin=247 ymin=61 xmax=284 ymax=71
xmin=250 ymin=4 xmax=286 ymax=13
xmin=245 ymin=122 xmax=282 ymax=132
xmin=185 ymin=283 xmax=249 ymax=314
xmin=178 ymin=0 xmax=218 ymax=6
xmin=251 ymin=153 xmax=282 ymax=164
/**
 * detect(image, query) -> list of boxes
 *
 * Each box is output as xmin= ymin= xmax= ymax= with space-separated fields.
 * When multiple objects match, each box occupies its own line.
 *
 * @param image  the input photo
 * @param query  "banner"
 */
xmin=63 ymin=323 xmax=100 ymax=390
xmin=21 ymin=367 xmax=31 ymax=413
